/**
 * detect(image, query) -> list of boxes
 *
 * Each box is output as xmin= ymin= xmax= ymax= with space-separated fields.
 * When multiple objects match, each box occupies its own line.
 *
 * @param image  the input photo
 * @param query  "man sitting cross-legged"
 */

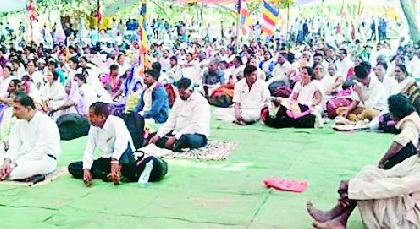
xmin=340 ymin=63 xmax=388 ymax=122
xmin=0 ymin=92 xmax=61 ymax=181
xmin=134 ymin=69 xmax=169 ymax=124
xmin=148 ymin=78 xmax=210 ymax=151
xmin=233 ymin=65 xmax=270 ymax=125
xmin=68 ymin=102 xmax=138 ymax=186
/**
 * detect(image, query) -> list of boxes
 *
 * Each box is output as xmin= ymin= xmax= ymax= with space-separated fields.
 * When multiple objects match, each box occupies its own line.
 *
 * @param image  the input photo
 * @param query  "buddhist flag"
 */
xmin=97 ymin=0 xmax=103 ymax=25
xmin=262 ymin=1 xmax=279 ymax=37
xmin=239 ymin=0 xmax=251 ymax=36
xmin=139 ymin=2 xmax=148 ymax=55
xmin=27 ymin=0 xmax=38 ymax=22
xmin=138 ymin=1 xmax=148 ymax=74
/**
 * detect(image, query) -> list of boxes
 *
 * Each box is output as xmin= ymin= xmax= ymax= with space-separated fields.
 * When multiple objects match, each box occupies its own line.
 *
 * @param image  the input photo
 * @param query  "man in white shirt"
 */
xmin=233 ymin=65 xmax=270 ymax=125
xmin=343 ymin=64 xmax=388 ymax=121
xmin=10 ymin=59 xmax=26 ymax=79
xmin=0 ymin=92 xmax=61 ymax=181
xmin=181 ymin=53 xmax=201 ymax=84
xmin=68 ymin=102 xmax=138 ymax=186
xmin=407 ymin=48 xmax=420 ymax=79
xmin=269 ymin=52 xmax=293 ymax=86
xmin=313 ymin=53 xmax=329 ymax=75
xmin=374 ymin=62 xmax=398 ymax=98
xmin=149 ymin=78 xmax=210 ymax=151
xmin=159 ymin=49 xmax=171 ymax=73
xmin=335 ymin=48 xmax=353 ymax=80
xmin=26 ymin=60 xmax=44 ymax=89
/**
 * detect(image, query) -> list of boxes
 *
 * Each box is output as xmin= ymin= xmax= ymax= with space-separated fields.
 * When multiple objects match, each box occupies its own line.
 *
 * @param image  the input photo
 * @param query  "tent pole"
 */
xmin=286 ymin=4 xmax=290 ymax=43
xmin=236 ymin=0 xmax=241 ymax=54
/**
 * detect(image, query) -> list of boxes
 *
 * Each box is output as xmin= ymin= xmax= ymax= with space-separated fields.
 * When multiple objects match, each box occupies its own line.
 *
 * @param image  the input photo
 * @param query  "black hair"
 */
xmin=169 ymin=56 xmax=178 ymax=63
xmin=80 ymin=56 xmax=88 ymax=63
xmin=152 ymin=62 xmax=162 ymax=73
xmin=13 ymin=92 xmax=36 ymax=109
xmin=313 ymin=53 xmax=324 ymax=58
xmin=48 ymin=59 xmax=58 ymax=68
xmin=144 ymin=69 xmax=159 ymax=81
xmin=339 ymin=48 xmax=347 ymax=55
xmin=69 ymin=56 xmax=79 ymax=65
xmin=388 ymin=93 xmax=416 ymax=120
xmin=219 ymin=60 xmax=228 ymax=66
xmin=302 ymin=66 xmax=315 ymax=80
xmin=176 ymin=77 xmax=192 ymax=89
xmin=360 ymin=61 xmax=372 ymax=72
xmin=234 ymin=56 xmax=243 ymax=65
xmin=244 ymin=65 xmax=258 ymax=77
xmin=89 ymin=102 xmax=110 ymax=117
xmin=52 ymin=70 xmax=60 ymax=81
xmin=263 ymin=51 xmax=273 ymax=59
xmin=21 ymin=75 xmax=32 ymax=82
xmin=117 ymin=53 xmax=125 ymax=60
xmin=4 ymin=65 xmax=12 ymax=72
xmin=395 ymin=64 xmax=407 ymax=75
xmin=355 ymin=64 xmax=369 ymax=79
xmin=376 ymin=62 xmax=388 ymax=71
xmin=26 ymin=59 xmax=36 ymax=67
xmin=246 ymin=55 xmax=257 ymax=66
xmin=10 ymin=79 xmax=21 ymax=86
xmin=10 ymin=58 xmax=20 ymax=65
xmin=110 ymin=64 xmax=119 ymax=72
xmin=74 ymin=73 xmax=86 ymax=83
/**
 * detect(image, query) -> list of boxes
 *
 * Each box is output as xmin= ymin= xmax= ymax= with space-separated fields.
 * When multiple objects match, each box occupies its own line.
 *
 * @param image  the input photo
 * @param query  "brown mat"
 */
xmin=137 ymin=141 xmax=240 ymax=161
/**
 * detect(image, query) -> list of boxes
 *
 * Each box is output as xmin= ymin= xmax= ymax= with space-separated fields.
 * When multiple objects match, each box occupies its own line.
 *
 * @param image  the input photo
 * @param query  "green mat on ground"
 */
xmin=0 ymin=116 xmax=394 ymax=228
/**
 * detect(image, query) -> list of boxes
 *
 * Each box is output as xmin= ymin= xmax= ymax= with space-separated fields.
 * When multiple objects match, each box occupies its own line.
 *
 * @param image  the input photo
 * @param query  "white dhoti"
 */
xmin=240 ymin=108 xmax=261 ymax=123
xmin=348 ymin=157 xmax=420 ymax=229
xmin=1 ymin=153 xmax=57 ymax=180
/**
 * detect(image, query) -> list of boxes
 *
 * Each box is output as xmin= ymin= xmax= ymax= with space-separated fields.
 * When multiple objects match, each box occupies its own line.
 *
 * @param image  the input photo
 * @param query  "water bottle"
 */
xmin=138 ymin=160 xmax=154 ymax=185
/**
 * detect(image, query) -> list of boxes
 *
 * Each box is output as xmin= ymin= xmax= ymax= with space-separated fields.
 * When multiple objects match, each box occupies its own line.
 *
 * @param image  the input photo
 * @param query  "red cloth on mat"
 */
xmin=263 ymin=178 xmax=308 ymax=193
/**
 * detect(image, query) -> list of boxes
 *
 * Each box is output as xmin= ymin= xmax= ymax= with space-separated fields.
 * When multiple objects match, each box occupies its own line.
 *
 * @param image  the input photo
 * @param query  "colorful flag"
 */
xmin=97 ymin=0 xmax=103 ymax=25
xmin=138 ymin=1 xmax=148 ymax=73
xmin=26 ymin=0 xmax=38 ymax=22
xmin=261 ymin=1 xmax=279 ymax=37
xmin=239 ymin=0 xmax=251 ymax=36
xmin=139 ymin=2 xmax=148 ymax=55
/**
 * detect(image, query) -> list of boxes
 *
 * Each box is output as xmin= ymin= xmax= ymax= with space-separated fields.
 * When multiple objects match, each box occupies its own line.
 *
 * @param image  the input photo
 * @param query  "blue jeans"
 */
xmin=156 ymin=133 xmax=208 ymax=152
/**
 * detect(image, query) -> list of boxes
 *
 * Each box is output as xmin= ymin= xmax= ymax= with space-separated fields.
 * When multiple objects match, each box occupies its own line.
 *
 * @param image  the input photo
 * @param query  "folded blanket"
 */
xmin=264 ymin=178 xmax=308 ymax=193
xmin=136 ymin=141 xmax=239 ymax=161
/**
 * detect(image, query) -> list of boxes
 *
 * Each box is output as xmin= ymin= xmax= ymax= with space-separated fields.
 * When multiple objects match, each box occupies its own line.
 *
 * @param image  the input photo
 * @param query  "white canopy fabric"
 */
xmin=0 ymin=0 xmax=26 ymax=13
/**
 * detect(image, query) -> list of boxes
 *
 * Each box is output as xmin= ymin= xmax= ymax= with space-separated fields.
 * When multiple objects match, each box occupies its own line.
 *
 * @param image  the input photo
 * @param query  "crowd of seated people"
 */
xmin=0 ymin=27 xmax=419 ymax=226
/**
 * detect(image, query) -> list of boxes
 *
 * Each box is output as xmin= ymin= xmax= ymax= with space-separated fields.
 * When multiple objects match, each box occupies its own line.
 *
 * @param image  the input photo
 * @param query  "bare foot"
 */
xmin=313 ymin=219 xmax=346 ymax=229
xmin=307 ymin=201 xmax=334 ymax=223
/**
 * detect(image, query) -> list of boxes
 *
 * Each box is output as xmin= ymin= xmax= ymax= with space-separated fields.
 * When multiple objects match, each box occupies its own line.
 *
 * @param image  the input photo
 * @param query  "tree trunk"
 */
xmin=400 ymin=0 xmax=419 ymax=42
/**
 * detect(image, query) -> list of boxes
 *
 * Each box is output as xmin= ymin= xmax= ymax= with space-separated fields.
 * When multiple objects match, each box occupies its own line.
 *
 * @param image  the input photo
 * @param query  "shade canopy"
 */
xmin=0 ymin=0 xmax=26 ymax=13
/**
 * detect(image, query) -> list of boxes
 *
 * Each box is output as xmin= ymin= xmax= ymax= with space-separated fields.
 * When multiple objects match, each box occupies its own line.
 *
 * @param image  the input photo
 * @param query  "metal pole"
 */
xmin=286 ymin=4 xmax=290 ymax=43
xmin=97 ymin=0 xmax=100 ymax=32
